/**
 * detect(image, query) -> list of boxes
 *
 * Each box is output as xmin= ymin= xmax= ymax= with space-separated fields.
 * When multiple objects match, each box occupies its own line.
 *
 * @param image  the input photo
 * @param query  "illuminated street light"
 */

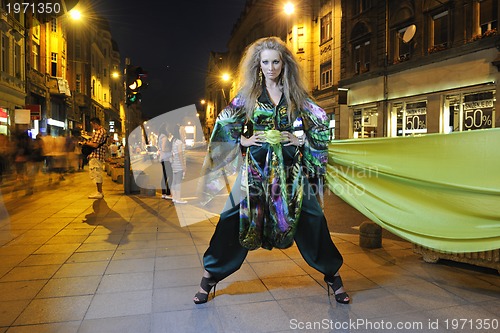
xmin=200 ymin=99 xmax=206 ymax=105
xmin=112 ymin=71 xmax=120 ymax=79
xmin=69 ymin=9 xmax=82 ymax=20
xmin=284 ymin=2 xmax=295 ymax=15
xmin=221 ymin=73 xmax=230 ymax=82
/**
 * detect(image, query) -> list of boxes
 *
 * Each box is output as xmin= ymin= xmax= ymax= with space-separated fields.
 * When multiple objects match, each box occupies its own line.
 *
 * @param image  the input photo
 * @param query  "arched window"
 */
xmin=350 ymin=22 xmax=371 ymax=74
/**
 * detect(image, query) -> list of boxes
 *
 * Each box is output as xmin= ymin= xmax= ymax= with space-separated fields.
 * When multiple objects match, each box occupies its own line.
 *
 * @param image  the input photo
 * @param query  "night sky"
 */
xmin=92 ymin=0 xmax=248 ymax=119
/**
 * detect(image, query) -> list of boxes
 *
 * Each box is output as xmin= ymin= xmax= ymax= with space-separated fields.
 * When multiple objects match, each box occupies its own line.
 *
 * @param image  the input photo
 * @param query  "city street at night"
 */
xmin=0 ymin=0 xmax=499 ymax=332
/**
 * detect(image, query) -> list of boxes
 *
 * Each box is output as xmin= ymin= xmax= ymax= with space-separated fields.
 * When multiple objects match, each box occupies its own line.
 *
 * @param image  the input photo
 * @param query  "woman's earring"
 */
xmin=258 ymin=70 xmax=263 ymax=85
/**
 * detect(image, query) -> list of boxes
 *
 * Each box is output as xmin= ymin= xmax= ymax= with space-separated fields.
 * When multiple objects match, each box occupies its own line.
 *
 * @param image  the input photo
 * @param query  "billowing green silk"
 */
xmin=326 ymin=128 xmax=500 ymax=253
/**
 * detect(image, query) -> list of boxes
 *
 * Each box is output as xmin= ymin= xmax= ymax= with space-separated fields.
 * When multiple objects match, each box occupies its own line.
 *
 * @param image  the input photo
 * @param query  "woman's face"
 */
xmin=260 ymin=49 xmax=283 ymax=82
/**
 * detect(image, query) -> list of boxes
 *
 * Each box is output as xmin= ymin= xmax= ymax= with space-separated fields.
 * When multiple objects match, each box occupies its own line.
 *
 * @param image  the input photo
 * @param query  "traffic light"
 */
xmin=126 ymin=66 xmax=147 ymax=106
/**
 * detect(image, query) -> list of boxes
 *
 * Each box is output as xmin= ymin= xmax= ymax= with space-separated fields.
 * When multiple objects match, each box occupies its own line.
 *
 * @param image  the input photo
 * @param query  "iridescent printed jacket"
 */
xmin=199 ymin=91 xmax=330 ymax=250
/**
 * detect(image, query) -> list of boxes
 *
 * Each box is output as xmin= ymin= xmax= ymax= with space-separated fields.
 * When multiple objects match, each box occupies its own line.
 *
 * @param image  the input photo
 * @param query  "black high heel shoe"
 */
xmin=193 ymin=276 xmax=218 ymax=304
xmin=324 ymin=275 xmax=350 ymax=304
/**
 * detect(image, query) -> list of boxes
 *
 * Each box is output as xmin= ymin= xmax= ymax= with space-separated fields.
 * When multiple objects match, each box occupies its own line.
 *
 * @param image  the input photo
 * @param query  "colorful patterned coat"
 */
xmin=199 ymin=91 xmax=330 ymax=250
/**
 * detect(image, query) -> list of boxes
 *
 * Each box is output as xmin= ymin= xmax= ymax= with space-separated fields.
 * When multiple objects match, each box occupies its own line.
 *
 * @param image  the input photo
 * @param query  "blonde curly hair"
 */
xmin=237 ymin=36 xmax=310 ymax=121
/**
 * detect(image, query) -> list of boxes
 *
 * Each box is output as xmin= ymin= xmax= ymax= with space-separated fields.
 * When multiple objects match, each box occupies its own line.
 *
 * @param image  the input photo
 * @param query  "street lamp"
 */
xmin=69 ymin=9 xmax=82 ymax=20
xmin=221 ymin=73 xmax=230 ymax=82
xmin=284 ymin=2 xmax=295 ymax=15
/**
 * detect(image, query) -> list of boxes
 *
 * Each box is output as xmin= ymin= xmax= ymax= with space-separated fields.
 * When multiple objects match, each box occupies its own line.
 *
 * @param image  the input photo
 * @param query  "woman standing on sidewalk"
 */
xmin=158 ymin=123 xmax=173 ymax=200
xmin=169 ymin=124 xmax=187 ymax=204
xmin=194 ymin=37 xmax=350 ymax=304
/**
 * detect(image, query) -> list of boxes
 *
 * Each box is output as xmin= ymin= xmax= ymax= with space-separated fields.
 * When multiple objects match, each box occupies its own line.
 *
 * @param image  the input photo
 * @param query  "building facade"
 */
xmin=0 ymin=1 xmax=27 ymax=135
xmin=209 ymin=0 xmax=498 ymax=141
xmin=0 ymin=0 xmax=125 ymax=141
xmin=339 ymin=0 xmax=499 ymax=139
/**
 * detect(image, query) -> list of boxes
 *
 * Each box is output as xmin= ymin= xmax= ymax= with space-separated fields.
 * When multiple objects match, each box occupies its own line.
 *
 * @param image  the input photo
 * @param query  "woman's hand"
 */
xmin=240 ymin=133 xmax=266 ymax=147
xmin=281 ymin=131 xmax=301 ymax=146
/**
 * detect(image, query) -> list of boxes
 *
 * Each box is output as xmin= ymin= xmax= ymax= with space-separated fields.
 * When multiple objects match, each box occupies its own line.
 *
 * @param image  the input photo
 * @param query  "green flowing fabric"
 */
xmin=326 ymin=128 xmax=500 ymax=253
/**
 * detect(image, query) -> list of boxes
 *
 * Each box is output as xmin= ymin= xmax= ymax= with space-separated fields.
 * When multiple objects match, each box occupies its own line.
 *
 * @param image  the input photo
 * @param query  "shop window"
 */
xmin=391 ymin=101 xmax=427 ymax=136
xmin=443 ymin=90 xmax=495 ymax=132
xmin=429 ymin=11 xmax=449 ymax=53
xmin=329 ymin=113 xmax=336 ymax=141
xmin=353 ymin=107 xmax=378 ymax=138
xmin=463 ymin=91 xmax=495 ymax=130
xmin=320 ymin=61 xmax=332 ymax=89
xmin=321 ymin=12 xmax=332 ymax=44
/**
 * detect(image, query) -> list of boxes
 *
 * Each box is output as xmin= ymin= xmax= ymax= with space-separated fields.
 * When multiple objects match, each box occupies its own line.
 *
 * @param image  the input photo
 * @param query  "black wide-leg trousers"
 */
xmin=203 ymin=179 xmax=344 ymax=282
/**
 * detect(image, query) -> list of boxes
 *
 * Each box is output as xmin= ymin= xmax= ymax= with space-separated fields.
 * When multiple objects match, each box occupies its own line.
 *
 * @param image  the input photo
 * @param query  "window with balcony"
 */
xmin=297 ymin=26 xmax=304 ymax=53
xmin=320 ymin=61 xmax=332 ymax=89
xmin=76 ymin=74 xmax=81 ymax=93
xmin=320 ymin=12 xmax=332 ymax=44
xmin=429 ymin=10 xmax=449 ymax=53
xmin=51 ymin=52 xmax=57 ymax=76
xmin=351 ymin=21 xmax=371 ymax=74
xmin=394 ymin=26 xmax=413 ymax=63
xmin=75 ymin=39 xmax=81 ymax=59
xmin=354 ymin=41 xmax=371 ymax=74
xmin=1 ymin=34 xmax=8 ymax=73
xmin=32 ymin=43 xmax=40 ymax=71
xmin=14 ymin=43 xmax=21 ymax=78
xmin=479 ymin=0 xmax=498 ymax=34
xmin=51 ymin=18 xmax=57 ymax=32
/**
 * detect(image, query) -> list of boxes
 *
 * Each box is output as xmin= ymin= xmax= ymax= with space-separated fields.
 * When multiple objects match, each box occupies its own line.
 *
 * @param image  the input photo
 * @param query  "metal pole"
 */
xmin=124 ymin=58 xmax=131 ymax=194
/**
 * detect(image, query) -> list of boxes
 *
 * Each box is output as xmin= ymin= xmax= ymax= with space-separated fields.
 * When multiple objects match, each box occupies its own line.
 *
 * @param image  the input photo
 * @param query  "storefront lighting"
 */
xmin=47 ymin=118 xmax=65 ymax=128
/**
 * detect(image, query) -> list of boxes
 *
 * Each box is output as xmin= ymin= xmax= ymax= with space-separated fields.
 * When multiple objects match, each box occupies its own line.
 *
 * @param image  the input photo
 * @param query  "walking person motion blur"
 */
xmin=13 ymin=131 xmax=32 ymax=193
xmin=194 ymin=36 xmax=350 ymax=304
xmin=26 ymin=133 xmax=46 ymax=194
xmin=82 ymin=117 xmax=107 ymax=199
xmin=169 ymin=124 xmax=187 ymax=204
xmin=158 ymin=123 xmax=173 ymax=200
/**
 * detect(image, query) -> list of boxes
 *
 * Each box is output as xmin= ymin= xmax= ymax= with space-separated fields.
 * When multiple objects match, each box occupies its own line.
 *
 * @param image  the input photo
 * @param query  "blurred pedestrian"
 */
xmin=13 ymin=131 xmax=32 ymax=188
xmin=194 ymin=37 xmax=349 ymax=304
xmin=26 ymin=133 xmax=45 ymax=194
xmin=84 ymin=117 xmax=107 ymax=199
xmin=0 ymin=133 xmax=10 ymax=184
xmin=169 ymin=124 xmax=186 ymax=204
xmin=109 ymin=141 xmax=118 ymax=158
xmin=158 ymin=122 xmax=172 ymax=200
xmin=52 ymin=133 xmax=68 ymax=182
xmin=40 ymin=132 xmax=55 ymax=184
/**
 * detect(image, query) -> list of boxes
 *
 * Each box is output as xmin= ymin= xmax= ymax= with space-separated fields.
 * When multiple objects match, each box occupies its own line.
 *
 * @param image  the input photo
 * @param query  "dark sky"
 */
xmin=93 ymin=0 xmax=247 ymax=118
